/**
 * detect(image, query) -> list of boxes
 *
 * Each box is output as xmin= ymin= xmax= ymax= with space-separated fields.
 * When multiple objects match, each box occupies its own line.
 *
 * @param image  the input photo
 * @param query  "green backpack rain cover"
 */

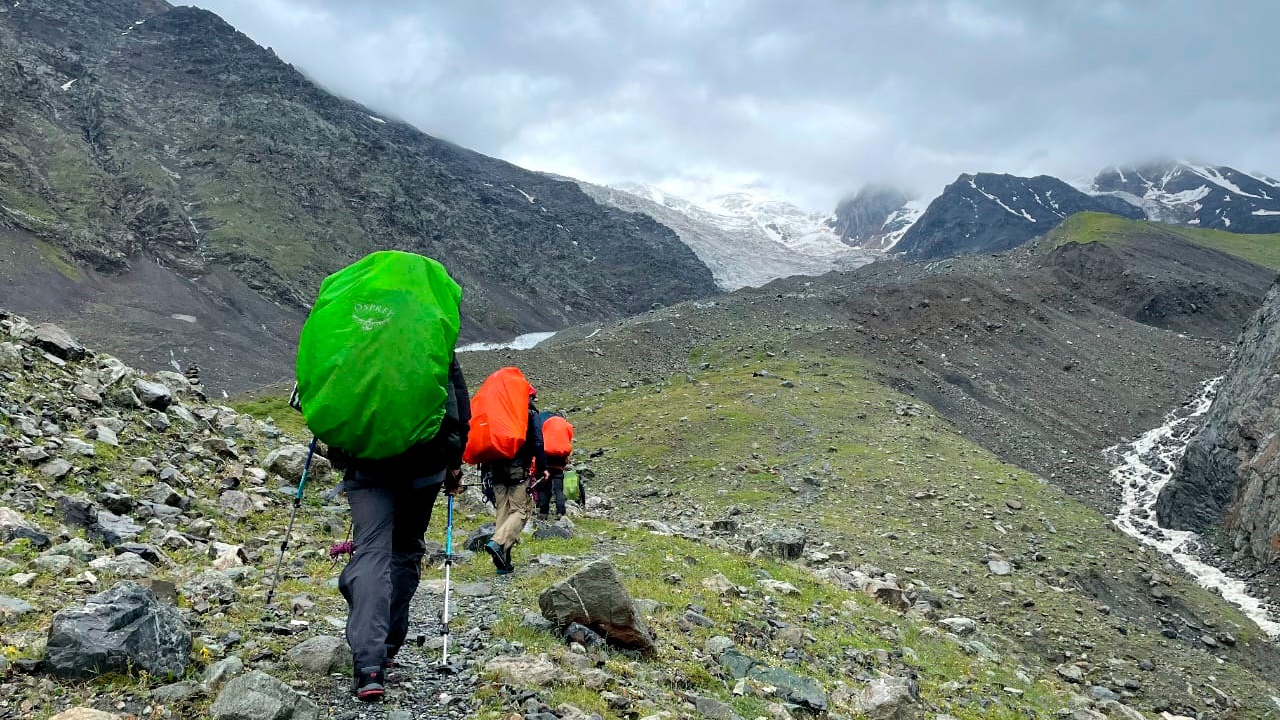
xmin=296 ymin=251 xmax=461 ymax=460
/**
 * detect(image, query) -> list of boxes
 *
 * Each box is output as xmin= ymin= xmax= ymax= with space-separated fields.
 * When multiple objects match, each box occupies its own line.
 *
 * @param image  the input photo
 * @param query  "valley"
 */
xmin=1 ymin=2 xmax=1280 ymax=719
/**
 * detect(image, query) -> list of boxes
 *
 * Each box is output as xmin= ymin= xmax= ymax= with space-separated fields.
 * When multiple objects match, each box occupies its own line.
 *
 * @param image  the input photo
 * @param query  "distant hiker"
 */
xmin=463 ymin=367 xmax=547 ymax=574
xmin=293 ymin=251 xmax=466 ymax=702
xmin=534 ymin=410 xmax=574 ymax=521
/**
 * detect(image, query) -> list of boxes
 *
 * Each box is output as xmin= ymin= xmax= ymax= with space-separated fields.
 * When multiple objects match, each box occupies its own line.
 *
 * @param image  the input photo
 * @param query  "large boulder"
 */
xmin=264 ymin=445 xmax=332 ymax=485
xmin=46 ymin=581 xmax=191 ymax=679
xmin=132 ymin=379 xmax=173 ymax=411
xmin=286 ymin=635 xmax=351 ymax=675
xmin=538 ymin=559 xmax=656 ymax=656
xmin=31 ymin=323 xmax=87 ymax=360
xmin=0 ymin=506 xmax=50 ymax=547
xmin=209 ymin=670 xmax=319 ymax=720
xmin=180 ymin=570 xmax=238 ymax=604
xmin=748 ymin=528 xmax=806 ymax=560
xmin=854 ymin=677 xmax=922 ymax=719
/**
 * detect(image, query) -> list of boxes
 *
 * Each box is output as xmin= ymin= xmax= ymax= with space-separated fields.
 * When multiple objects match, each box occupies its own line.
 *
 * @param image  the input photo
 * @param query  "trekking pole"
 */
xmin=267 ymin=437 xmax=317 ymax=605
xmin=439 ymin=492 xmax=456 ymax=670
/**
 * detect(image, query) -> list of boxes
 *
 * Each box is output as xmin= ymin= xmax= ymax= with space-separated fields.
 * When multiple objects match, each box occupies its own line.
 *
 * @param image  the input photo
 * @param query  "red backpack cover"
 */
xmin=463 ymin=367 xmax=531 ymax=465
xmin=542 ymin=415 xmax=574 ymax=457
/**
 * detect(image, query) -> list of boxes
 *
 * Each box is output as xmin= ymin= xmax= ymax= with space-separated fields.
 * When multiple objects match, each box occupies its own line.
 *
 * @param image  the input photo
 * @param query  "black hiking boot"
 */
xmin=484 ymin=540 xmax=512 ymax=574
xmin=353 ymin=665 xmax=385 ymax=702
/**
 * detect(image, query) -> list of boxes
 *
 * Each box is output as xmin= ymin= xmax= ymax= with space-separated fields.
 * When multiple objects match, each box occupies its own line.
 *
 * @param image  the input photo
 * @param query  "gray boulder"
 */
xmin=286 ymin=635 xmax=351 ymax=675
xmin=46 ymin=581 xmax=191 ymax=679
xmin=264 ymin=445 xmax=332 ymax=485
xmin=0 ymin=595 xmax=35 ymax=623
xmin=0 ymin=506 xmax=51 ymax=547
xmin=749 ymin=528 xmax=806 ymax=560
xmin=854 ymin=676 xmax=921 ymax=719
xmin=749 ymin=665 xmax=828 ymax=712
xmin=181 ymin=570 xmax=238 ymax=604
xmin=539 ymin=559 xmax=656 ymax=656
xmin=209 ymin=670 xmax=319 ymax=720
xmin=132 ymin=379 xmax=173 ymax=411
xmin=31 ymin=323 xmax=87 ymax=360
xmin=464 ymin=523 xmax=497 ymax=552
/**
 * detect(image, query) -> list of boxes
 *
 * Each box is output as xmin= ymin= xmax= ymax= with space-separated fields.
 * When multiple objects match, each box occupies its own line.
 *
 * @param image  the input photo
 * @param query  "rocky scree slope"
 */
xmin=893 ymin=174 xmax=1144 ymax=260
xmin=467 ymin=224 xmax=1274 ymax=514
xmin=1094 ymin=161 xmax=1280 ymax=234
xmin=448 ymin=324 xmax=1280 ymax=718
xmin=1156 ymin=278 xmax=1280 ymax=563
xmin=0 ymin=0 xmax=716 ymax=391
xmin=8 ymin=308 xmax=1272 ymax=720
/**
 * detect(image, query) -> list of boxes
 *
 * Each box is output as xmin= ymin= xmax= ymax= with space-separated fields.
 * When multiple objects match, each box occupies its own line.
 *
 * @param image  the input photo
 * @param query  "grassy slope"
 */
xmin=1048 ymin=212 xmax=1280 ymax=269
xmin=238 ymin=343 xmax=1280 ymax=718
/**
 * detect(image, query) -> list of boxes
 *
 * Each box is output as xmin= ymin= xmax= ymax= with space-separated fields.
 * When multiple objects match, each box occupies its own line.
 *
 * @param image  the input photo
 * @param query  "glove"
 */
xmin=444 ymin=467 xmax=464 ymax=496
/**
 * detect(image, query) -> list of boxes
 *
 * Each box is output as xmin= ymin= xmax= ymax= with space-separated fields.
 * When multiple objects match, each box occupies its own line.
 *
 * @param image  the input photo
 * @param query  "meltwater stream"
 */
xmin=1106 ymin=376 xmax=1280 ymax=636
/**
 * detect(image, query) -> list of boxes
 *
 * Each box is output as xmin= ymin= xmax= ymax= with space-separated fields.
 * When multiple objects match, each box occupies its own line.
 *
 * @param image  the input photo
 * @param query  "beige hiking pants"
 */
xmin=492 ymin=483 xmax=531 ymax=549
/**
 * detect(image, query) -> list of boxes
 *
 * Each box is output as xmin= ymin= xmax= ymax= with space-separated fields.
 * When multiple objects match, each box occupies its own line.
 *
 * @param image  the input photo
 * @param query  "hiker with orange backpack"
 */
xmin=463 ymin=367 xmax=547 ymax=575
xmin=534 ymin=410 xmax=574 ymax=521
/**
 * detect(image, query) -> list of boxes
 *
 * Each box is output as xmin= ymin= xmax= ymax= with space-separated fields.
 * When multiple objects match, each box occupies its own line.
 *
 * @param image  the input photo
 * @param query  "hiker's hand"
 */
xmin=444 ymin=468 xmax=464 ymax=495
xmin=540 ymin=470 xmax=550 ymax=482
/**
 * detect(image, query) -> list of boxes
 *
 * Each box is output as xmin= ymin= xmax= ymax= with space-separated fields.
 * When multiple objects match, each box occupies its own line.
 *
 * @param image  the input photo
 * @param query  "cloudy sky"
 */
xmin=191 ymin=0 xmax=1280 ymax=210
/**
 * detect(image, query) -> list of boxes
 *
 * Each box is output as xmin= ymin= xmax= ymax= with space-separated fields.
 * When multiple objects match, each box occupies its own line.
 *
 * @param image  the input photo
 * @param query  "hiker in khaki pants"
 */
xmin=480 ymin=389 xmax=548 ymax=574
xmin=491 ymin=469 xmax=533 ymax=564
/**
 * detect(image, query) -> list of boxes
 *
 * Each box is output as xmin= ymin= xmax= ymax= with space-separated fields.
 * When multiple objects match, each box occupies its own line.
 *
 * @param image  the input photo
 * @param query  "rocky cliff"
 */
xmin=1157 ymin=278 xmax=1280 ymax=564
xmin=0 ymin=0 xmax=716 ymax=391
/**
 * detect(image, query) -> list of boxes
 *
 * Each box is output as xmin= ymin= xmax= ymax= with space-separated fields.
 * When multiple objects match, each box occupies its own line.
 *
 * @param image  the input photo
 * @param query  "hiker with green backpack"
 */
xmin=294 ymin=251 xmax=467 ymax=702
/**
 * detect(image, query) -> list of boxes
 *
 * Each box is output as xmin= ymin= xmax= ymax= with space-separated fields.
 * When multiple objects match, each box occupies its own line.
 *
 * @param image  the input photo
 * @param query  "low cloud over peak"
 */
xmin=193 ymin=0 xmax=1280 ymax=210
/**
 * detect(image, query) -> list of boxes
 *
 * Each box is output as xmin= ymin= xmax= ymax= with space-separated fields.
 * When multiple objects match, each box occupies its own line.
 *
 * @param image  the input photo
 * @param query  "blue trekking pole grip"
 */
xmin=267 ymin=437 xmax=317 ymax=605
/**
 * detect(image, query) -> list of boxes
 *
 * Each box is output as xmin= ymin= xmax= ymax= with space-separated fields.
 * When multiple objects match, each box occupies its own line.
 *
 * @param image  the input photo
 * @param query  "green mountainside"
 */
xmin=1047 ymin=212 xmax=1280 ymax=270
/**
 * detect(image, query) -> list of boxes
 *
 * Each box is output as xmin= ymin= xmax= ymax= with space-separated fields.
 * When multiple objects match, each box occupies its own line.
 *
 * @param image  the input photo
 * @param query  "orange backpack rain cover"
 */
xmin=463 ymin=366 xmax=532 ymax=465
xmin=542 ymin=415 xmax=573 ymax=457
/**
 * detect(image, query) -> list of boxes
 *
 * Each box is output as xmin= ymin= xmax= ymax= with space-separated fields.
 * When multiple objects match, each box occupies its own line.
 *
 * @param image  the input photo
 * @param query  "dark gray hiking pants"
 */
xmin=338 ymin=480 xmax=441 ymax=671
xmin=535 ymin=468 xmax=566 ymax=517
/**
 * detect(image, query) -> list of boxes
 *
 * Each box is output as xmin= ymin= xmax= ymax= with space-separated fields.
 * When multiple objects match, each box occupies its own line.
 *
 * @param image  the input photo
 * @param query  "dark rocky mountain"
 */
xmin=0 ymin=0 xmax=716 ymax=392
xmin=826 ymin=185 xmax=921 ymax=251
xmin=1156 ymin=278 xmax=1280 ymax=564
xmin=892 ymin=173 xmax=1144 ymax=260
xmin=1094 ymin=161 xmax=1280 ymax=234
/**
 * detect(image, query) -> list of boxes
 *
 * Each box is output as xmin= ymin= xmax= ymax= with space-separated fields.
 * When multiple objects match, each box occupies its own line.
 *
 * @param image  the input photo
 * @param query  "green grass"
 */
xmin=229 ymin=395 xmax=309 ymax=440
xmin=1048 ymin=211 xmax=1280 ymax=268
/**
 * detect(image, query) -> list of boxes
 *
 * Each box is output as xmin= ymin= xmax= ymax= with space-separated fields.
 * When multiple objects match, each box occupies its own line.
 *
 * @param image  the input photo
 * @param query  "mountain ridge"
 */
xmin=0 ymin=0 xmax=718 ymax=392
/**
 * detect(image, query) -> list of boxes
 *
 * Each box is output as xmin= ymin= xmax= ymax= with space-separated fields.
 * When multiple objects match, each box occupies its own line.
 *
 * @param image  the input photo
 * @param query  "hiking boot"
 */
xmin=484 ymin=540 xmax=512 ymax=574
xmin=353 ymin=665 xmax=385 ymax=702
xmin=537 ymin=513 xmax=549 ymax=522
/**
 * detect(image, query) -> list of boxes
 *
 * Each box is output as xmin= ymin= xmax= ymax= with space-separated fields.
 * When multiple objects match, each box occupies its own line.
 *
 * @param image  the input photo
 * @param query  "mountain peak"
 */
xmin=1093 ymin=161 xmax=1280 ymax=232
xmin=829 ymin=185 xmax=920 ymax=251
xmin=894 ymin=172 xmax=1144 ymax=259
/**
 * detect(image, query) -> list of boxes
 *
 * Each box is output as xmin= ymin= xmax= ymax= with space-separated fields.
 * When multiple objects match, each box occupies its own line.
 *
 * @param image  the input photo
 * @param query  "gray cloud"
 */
xmin=191 ymin=0 xmax=1280 ymax=209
